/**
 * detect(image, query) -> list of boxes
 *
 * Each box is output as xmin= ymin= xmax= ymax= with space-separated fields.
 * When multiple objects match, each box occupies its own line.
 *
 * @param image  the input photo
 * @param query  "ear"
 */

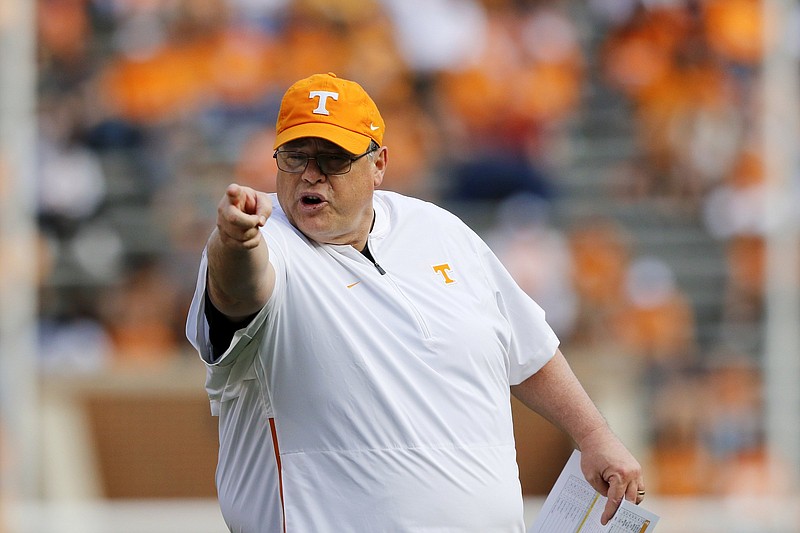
xmin=372 ymin=146 xmax=387 ymax=187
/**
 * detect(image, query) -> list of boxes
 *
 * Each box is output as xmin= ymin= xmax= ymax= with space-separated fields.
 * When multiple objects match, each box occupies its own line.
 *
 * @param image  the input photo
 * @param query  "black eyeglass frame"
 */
xmin=272 ymin=145 xmax=378 ymax=175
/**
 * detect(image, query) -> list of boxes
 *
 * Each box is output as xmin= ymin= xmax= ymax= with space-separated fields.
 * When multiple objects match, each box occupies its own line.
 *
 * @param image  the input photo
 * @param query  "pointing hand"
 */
xmin=216 ymin=183 xmax=272 ymax=250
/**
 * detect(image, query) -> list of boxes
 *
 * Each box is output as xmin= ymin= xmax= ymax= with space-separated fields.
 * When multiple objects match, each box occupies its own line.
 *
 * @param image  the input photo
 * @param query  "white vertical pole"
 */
xmin=762 ymin=0 xmax=800 ymax=485
xmin=0 ymin=0 xmax=40 ymax=506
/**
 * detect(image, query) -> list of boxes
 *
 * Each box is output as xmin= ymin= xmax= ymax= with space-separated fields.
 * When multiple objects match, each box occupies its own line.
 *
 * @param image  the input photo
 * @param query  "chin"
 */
xmin=295 ymin=221 xmax=329 ymax=244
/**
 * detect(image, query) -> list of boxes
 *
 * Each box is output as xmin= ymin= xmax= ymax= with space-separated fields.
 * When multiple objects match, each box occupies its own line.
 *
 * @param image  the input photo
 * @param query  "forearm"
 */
xmin=207 ymin=228 xmax=274 ymax=320
xmin=510 ymin=349 xmax=611 ymax=448
xmin=513 ymin=348 xmax=644 ymax=525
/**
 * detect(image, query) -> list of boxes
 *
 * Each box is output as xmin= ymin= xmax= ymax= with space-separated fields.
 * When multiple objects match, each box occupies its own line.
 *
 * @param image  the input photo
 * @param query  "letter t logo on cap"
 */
xmin=309 ymin=90 xmax=339 ymax=115
xmin=274 ymin=73 xmax=385 ymax=154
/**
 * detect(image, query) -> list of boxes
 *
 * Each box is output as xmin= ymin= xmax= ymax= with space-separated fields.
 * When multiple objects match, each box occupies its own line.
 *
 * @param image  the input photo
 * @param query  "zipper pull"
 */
xmin=362 ymin=241 xmax=386 ymax=275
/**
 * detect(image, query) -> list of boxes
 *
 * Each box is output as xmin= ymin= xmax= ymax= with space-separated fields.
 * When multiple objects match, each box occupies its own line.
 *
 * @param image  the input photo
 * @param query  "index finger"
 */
xmin=218 ymin=196 xmax=261 ymax=233
xmin=220 ymin=201 xmax=264 ymax=230
xmin=224 ymin=184 xmax=271 ymax=226
xmin=601 ymin=475 xmax=625 ymax=525
xmin=225 ymin=183 xmax=251 ymax=210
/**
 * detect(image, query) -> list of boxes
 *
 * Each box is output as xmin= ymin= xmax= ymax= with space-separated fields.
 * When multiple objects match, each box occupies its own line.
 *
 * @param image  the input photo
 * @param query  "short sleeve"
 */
xmin=477 ymin=238 xmax=560 ymax=385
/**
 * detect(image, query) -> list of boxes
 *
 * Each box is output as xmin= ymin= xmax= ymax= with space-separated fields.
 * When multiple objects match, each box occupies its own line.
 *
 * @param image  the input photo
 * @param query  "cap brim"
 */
xmin=273 ymin=123 xmax=372 ymax=155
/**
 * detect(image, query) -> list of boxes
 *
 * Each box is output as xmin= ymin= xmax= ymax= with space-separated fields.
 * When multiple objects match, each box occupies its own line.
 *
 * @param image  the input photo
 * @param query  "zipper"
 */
xmin=362 ymin=241 xmax=386 ymax=275
xmin=366 ymin=240 xmax=431 ymax=339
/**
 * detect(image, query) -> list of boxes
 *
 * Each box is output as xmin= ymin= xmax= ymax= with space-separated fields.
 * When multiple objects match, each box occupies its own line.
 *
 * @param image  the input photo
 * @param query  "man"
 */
xmin=186 ymin=72 xmax=644 ymax=532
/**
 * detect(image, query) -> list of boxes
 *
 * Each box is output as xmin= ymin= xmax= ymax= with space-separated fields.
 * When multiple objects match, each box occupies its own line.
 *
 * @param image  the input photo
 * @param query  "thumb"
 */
xmin=255 ymin=192 xmax=273 ymax=226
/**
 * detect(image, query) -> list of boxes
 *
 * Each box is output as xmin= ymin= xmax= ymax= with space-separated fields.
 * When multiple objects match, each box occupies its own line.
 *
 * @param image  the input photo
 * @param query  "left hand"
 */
xmin=578 ymin=427 xmax=644 ymax=525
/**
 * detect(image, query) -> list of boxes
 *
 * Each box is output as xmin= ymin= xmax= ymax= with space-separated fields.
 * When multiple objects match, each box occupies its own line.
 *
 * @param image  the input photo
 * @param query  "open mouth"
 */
xmin=300 ymin=195 xmax=322 ymax=205
xmin=301 ymin=194 xmax=326 ymax=206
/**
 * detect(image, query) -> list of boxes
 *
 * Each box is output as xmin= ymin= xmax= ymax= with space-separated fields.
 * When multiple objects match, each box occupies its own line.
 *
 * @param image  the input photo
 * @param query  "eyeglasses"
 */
xmin=273 ymin=147 xmax=377 ymax=175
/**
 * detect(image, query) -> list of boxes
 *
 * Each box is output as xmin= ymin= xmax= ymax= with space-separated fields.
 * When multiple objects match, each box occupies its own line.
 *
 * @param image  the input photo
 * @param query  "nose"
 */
xmin=301 ymin=158 xmax=327 ymax=183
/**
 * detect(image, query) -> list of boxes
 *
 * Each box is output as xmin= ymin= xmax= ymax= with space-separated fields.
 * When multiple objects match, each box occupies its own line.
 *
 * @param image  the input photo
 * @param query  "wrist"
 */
xmin=575 ymin=422 xmax=614 ymax=451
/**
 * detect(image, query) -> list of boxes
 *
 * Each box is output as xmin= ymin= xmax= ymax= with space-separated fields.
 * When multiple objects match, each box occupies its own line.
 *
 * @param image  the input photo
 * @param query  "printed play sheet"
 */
xmin=528 ymin=450 xmax=660 ymax=533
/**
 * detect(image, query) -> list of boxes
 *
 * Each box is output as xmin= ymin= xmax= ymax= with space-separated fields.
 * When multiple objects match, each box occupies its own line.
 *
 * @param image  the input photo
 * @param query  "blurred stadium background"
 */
xmin=1 ymin=0 xmax=799 ymax=531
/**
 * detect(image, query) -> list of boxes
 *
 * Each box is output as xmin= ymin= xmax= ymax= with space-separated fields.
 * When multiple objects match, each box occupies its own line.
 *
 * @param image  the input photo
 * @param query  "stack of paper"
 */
xmin=528 ymin=449 xmax=660 ymax=533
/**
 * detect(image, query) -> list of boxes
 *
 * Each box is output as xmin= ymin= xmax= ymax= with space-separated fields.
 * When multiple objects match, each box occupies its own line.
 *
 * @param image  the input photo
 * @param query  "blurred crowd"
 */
xmin=29 ymin=0 xmax=799 ymax=497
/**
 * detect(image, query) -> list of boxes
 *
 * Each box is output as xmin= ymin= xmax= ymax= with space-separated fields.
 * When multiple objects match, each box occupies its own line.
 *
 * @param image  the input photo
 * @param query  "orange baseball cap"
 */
xmin=273 ymin=72 xmax=385 ymax=154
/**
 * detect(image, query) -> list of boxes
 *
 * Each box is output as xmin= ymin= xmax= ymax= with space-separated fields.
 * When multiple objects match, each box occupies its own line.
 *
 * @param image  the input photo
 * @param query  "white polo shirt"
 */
xmin=186 ymin=190 xmax=559 ymax=533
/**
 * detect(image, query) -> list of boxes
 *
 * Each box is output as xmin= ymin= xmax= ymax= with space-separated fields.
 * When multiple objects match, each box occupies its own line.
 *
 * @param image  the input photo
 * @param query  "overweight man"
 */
xmin=186 ymin=72 xmax=644 ymax=532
